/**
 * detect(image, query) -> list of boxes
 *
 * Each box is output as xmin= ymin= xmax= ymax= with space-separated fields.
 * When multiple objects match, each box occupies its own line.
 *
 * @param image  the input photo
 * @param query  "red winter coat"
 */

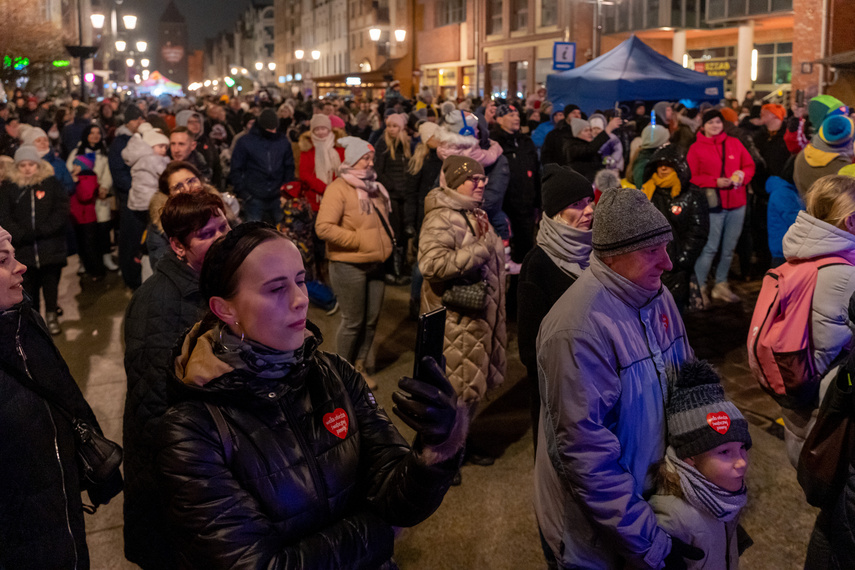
xmin=686 ymin=131 xmax=755 ymax=210
xmin=69 ymin=173 xmax=98 ymax=225
xmin=298 ymin=144 xmax=346 ymax=212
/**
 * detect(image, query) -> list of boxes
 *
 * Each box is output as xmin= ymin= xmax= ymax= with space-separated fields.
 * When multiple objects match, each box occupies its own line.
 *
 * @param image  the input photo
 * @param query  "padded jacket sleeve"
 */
xmin=418 ymin=210 xmax=494 ymax=282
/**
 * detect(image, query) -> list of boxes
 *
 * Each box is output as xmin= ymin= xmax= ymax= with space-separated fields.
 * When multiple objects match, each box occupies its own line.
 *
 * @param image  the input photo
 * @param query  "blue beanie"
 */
xmin=819 ymin=115 xmax=854 ymax=148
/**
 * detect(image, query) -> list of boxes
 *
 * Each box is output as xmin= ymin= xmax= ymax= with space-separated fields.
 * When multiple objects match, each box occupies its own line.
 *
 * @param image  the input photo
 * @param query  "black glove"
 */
xmin=404 ymin=224 xmax=416 ymax=238
xmin=663 ymin=536 xmax=704 ymax=570
xmin=392 ymin=356 xmax=458 ymax=446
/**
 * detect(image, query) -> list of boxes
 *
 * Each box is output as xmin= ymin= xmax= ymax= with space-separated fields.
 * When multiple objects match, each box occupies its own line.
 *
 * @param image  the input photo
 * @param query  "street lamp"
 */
xmin=395 ymin=29 xmax=406 ymax=42
xmin=311 ymin=50 xmax=320 ymax=60
xmin=136 ymin=41 xmax=147 ymax=52
xmin=369 ymin=28 xmax=381 ymax=42
xmin=141 ymin=58 xmax=149 ymax=68
xmin=126 ymin=58 xmax=135 ymax=67
xmin=294 ymin=50 xmax=304 ymax=60
xmin=90 ymin=13 xmax=105 ymax=29
xmin=123 ymin=15 xmax=137 ymax=30
xmin=204 ymin=80 xmax=211 ymax=87
xmin=255 ymin=61 xmax=263 ymax=71
xmin=115 ymin=40 xmax=126 ymax=52
xmin=268 ymin=62 xmax=276 ymax=71
xmin=231 ymin=67 xmax=239 ymax=74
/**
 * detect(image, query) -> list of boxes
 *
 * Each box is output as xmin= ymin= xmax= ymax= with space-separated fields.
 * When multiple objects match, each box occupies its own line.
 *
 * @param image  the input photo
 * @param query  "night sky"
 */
xmin=118 ymin=0 xmax=271 ymax=52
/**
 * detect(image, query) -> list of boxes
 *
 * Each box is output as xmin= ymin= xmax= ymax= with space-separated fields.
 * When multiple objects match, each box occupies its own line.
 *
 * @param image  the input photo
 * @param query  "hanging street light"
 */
xmin=90 ymin=13 xmax=105 ymax=29
xmin=136 ymin=41 xmax=147 ymax=52
xmin=369 ymin=28 xmax=381 ymax=42
xmin=141 ymin=58 xmax=150 ymax=68
xmin=395 ymin=29 xmax=406 ymax=42
xmin=255 ymin=61 xmax=263 ymax=71
xmin=268 ymin=62 xmax=276 ymax=71
xmin=115 ymin=40 xmax=126 ymax=52
xmin=294 ymin=49 xmax=304 ymax=60
xmin=126 ymin=58 xmax=135 ymax=67
xmin=123 ymin=15 xmax=137 ymax=30
xmin=311 ymin=50 xmax=320 ymax=60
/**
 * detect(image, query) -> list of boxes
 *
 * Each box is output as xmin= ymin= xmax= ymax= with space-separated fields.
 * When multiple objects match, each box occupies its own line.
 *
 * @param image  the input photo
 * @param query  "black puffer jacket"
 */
xmin=0 ymin=161 xmax=69 ymax=268
xmin=643 ymin=145 xmax=710 ymax=308
xmin=0 ymin=301 xmax=110 ymax=569
xmin=155 ymin=321 xmax=460 ymax=569
xmin=122 ymin=251 xmax=205 ymax=569
xmin=563 ymin=131 xmax=610 ymax=182
xmin=409 ymin=148 xmax=443 ymax=233
xmin=491 ymin=126 xmax=540 ymax=213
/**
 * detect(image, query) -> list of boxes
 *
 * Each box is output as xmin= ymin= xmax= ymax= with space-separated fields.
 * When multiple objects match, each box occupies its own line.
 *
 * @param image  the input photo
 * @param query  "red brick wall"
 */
xmin=792 ymin=0 xmax=823 ymax=99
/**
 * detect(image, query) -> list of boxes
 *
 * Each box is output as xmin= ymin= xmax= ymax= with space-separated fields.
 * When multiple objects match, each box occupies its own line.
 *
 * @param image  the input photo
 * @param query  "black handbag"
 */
xmin=1 ymin=360 xmax=123 ymax=505
xmin=442 ymin=280 xmax=489 ymax=311
xmin=797 ymin=365 xmax=855 ymax=508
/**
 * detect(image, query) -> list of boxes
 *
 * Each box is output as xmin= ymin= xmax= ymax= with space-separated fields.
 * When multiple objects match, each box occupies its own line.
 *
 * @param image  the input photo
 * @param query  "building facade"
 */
xmin=157 ymin=1 xmax=188 ymax=87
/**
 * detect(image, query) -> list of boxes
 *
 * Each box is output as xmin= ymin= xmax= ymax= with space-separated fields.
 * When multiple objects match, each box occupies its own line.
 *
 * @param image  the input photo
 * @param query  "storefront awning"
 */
xmin=813 ymin=50 xmax=855 ymax=69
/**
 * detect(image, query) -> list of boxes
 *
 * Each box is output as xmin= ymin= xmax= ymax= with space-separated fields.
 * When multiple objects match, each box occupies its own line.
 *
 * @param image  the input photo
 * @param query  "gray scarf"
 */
xmin=810 ymin=133 xmax=855 ymax=161
xmin=215 ymin=324 xmax=304 ymax=379
xmin=535 ymin=215 xmax=592 ymax=278
xmin=665 ymin=447 xmax=747 ymax=522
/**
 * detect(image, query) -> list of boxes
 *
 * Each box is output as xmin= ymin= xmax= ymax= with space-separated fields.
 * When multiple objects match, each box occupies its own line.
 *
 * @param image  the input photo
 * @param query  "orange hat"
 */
xmin=761 ymin=103 xmax=786 ymax=122
xmin=720 ymin=107 xmax=738 ymax=125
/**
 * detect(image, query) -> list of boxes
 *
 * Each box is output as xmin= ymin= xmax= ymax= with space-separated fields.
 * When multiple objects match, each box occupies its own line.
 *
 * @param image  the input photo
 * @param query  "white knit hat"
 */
xmin=20 ymin=126 xmax=48 ymax=146
xmin=142 ymin=128 xmax=169 ymax=148
xmin=418 ymin=121 xmax=440 ymax=143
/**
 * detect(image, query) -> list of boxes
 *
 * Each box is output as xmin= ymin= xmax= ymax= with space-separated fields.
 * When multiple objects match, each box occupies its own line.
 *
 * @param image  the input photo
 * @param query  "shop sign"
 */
xmin=346 ymin=77 xmax=361 ymax=86
xmin=553 ymin=42 xmax=576 ymax=71
xmin=694 ymin=60 xmax=733 ymax=77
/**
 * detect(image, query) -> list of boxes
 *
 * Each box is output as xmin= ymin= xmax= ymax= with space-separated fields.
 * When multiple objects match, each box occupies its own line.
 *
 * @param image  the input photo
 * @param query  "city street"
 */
xmin=51 ymin=256 xmax=820 ymax=569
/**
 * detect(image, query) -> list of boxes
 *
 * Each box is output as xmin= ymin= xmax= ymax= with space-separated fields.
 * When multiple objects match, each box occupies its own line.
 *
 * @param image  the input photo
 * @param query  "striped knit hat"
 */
xmin=668 ymin=360 xmax=752 ymax=459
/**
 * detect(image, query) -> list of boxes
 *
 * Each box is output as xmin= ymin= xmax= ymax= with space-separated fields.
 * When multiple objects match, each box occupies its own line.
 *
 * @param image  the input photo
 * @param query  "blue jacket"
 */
xmin=108 ymin=125 xmax=134 ymax=200
xmin=229 ymin=124 xmax=295 ymax=201
xmin=531 ymin=122 xmax=555 ymax=149
xmin=534 ymin=255 xmax=693 ymax=569
xmin=41 ymin=150 xmax=74 ymax=195
xmin=767 ymin=175 xmax=804 ymax=259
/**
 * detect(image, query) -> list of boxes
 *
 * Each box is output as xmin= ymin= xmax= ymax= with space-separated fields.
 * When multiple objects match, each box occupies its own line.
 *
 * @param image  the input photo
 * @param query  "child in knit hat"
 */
xmin=650 ymin=360 xmax=752 ymax=569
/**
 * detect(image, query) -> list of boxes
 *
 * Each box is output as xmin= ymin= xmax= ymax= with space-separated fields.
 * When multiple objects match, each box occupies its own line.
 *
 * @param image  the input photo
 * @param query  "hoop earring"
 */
xmin=218 ymin=321 xmax=245 ymax=348
xmin=233 ymin=321 xmax=245 ymax=343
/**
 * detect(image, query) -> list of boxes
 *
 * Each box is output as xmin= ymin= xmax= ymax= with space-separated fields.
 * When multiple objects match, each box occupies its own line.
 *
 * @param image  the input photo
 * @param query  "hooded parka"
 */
xmin=417 ymin=186 xmax=507 ymax=406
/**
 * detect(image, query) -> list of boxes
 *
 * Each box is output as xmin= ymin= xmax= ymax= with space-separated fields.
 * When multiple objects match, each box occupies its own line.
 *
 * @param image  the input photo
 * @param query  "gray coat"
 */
xmin=534 ymin=254 xmax=693 ymax=569
xmin=779 ymin=211 xmax=855 ymax=466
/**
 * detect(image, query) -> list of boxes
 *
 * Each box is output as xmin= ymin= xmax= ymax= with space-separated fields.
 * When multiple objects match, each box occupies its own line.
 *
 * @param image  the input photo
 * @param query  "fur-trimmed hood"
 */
xmin=6 ymin=160 xmax=55 ymax=187
xmin=297 ymin=128 xmax=348 ymax=153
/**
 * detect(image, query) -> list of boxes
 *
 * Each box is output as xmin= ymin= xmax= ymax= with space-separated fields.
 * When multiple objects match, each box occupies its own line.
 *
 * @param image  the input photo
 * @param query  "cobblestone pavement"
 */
xmin=50 ymin=259 xmax=818 ymax=569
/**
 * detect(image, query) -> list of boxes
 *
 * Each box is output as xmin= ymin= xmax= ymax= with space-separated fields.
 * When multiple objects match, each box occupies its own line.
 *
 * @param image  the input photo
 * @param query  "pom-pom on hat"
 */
xmin=441 ymin=101 xmax=478 ymax=137
xmin=592 ymin=187 xmax=672 ymax=257
xmin=818 ymin=115 xmax=854 ymax=148
xmin=667 ymin=360 xmax=752 ymax=459
xmin=541 ymin=164 xmax=594 ymax=217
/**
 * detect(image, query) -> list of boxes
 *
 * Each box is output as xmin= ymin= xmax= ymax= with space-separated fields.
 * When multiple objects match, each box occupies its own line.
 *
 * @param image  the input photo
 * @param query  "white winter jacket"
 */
xmin=122 ymin=134 xmax=169 ymax=212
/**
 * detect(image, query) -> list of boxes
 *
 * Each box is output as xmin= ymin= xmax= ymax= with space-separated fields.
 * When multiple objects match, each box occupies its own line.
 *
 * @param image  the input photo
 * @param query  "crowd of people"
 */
xmin=1 ymin=80 xmax=855 ymax=569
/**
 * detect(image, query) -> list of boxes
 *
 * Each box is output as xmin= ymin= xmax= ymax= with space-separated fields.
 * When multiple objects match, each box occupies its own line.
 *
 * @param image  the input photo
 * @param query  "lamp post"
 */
xmin=66 ymin=0 xmax=100 ymax=101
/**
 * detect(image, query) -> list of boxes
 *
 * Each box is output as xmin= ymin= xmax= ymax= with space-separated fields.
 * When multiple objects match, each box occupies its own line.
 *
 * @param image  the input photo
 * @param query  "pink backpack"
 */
xmin=747 ymin=256 xmax=852 ymax=409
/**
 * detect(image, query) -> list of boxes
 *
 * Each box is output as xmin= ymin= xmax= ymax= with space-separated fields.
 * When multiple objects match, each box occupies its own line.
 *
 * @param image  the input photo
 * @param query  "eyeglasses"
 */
xmin=170 ymin=176 xmax=200 ymax=194
xmin=468 ymin=175 xmax=488 ymax=185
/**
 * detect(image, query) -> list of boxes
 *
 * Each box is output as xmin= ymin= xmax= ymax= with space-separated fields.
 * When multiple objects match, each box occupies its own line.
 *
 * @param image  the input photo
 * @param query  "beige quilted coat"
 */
xmin=418 ymin=186 xmax=506 ymax=406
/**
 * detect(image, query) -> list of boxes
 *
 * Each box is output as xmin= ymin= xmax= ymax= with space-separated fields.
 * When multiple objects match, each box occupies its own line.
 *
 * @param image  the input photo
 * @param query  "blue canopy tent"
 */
xmin=547 ymin=36 xmax=724 ymax=116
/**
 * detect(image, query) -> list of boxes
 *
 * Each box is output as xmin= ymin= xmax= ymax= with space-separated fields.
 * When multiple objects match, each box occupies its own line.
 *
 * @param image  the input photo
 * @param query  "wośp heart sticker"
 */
xmin=323 ymin=408 xmax=349 ymax=439
xmin=706 ymin=411 xmax=731 ymax=435
xmin=36 ymin=191 xmax=45 ymax=200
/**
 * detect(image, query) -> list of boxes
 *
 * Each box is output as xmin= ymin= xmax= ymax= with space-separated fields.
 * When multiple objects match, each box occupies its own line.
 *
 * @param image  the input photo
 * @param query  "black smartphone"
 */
xmin=413 ymin=307 xmax=446 ymax=378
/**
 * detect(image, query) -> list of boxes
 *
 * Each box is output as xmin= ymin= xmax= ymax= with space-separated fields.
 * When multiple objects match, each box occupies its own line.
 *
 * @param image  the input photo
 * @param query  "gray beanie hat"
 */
xmin=14 ymin=145 xmax=42 ymax=165
xmin=592 ymin=187 xmax=672 ymax=257
xmin=570 ymin=117 xmax=590 ymax=138
xmin=640 ymin=124 xmax=671 ymax=150
xmin=667 ymin=360 xmax=752 ymax=460
xmin=338 ymin=136 xmax=375 ymax=166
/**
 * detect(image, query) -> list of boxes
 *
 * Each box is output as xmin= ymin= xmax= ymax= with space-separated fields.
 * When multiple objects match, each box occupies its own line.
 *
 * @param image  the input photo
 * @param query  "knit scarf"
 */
xmin=311 ymin=133 xmax=341 ymax=184
xmin=805 ymin=134 xmax=854 ymax=166
xmin=665 ymin=447 xmax=747 ymax=522
xmin=215 ymin=323 xmax=305 ymax=379
xmin=641 ymin=170 xmax=681 ymax=200
xmin=339 ymin=165 xmax=391 ymax=214
xmin=535 ymin=215 xmax=592 ymax=277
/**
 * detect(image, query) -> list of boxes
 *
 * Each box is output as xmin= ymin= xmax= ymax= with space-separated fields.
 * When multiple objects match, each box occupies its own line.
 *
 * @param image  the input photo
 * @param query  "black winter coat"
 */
xmin=517 ymin=246 xmax=577 ymax=378
xmin=491 ymin=126 xmax=540 ymax=213
xmin=563 ymin=132 xmax=611 ymax=182
xmin=229 ymin=123 xmax=295 ymax=200
xmin=642 ymin=147 xmax=709 ymax=308
xmin=540 ymin=122 xmax=573 ymax=167
xmin=753 ymin=125 xmax=791 ymax=194
xmin=122 ymin=251 xmax=206 ymax=569
xmin=0 ymin=301 xmax=108 ymax=569
xmin=374 ymin=137 xmax=416 ymax=229
xmin=409 ymin=148 xmax=443 ymax=232
xmin=155 ymin=323 xmax=459 ymax=569
xmin=0 ymin=162 xmax=69 ymax=268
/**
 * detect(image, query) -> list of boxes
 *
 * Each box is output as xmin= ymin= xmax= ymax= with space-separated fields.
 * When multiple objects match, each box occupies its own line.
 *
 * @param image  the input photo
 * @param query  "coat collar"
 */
xmin=589 ymin=254 xmax=664 ymax=309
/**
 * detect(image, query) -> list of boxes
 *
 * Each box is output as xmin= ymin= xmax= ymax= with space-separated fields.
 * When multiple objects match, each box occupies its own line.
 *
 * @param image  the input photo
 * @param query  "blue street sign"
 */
xmin=553 ymin=42 xmax=576 ymax=71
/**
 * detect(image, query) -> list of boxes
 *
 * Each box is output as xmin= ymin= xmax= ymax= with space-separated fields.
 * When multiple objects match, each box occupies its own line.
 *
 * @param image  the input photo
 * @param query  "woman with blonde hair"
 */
xmin=765 ymin=174 xmax=855 ymax=567
xmin=375 ymin=112 xmax=413 ymax=285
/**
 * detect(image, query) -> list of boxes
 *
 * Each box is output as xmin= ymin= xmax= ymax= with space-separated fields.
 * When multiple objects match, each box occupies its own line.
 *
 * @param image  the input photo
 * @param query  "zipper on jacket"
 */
xmin=15 ymin=321 xmax=78 ymax=569
xmin=279 ymin=395 xmax=331 ymax=520
xmin=29 ymin=188 xmax=40 ymax=268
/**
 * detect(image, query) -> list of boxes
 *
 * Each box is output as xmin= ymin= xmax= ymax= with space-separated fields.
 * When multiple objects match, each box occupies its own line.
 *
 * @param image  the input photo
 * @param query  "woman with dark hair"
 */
xmin=122 ymin=191 xmax=231 ymax=569
xmin=0 ymin=223 xmax=122 ymax=569
xmin=67 ymin=124 xmax=114 ymax=278
xmin=153 ymin=222 xmax=466 ymax=568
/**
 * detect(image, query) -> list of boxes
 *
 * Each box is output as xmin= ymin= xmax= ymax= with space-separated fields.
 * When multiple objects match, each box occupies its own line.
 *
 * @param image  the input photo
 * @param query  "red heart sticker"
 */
xmin=706 ymin=412 xmax=731 ymax=435
xmin=323 ymin=408 xmax=349 ymax=439
xmin=36 ymin=191 xmax=45 ymax=200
